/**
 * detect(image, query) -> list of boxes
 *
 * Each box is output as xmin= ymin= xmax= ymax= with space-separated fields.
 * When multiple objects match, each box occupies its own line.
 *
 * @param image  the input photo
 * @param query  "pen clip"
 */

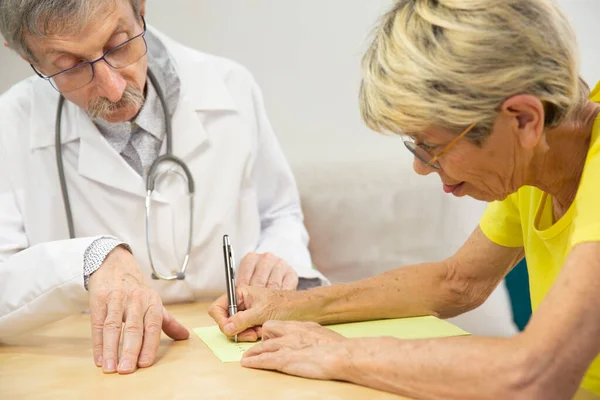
xmin=228 ymin=247 xmax=236 ymax=278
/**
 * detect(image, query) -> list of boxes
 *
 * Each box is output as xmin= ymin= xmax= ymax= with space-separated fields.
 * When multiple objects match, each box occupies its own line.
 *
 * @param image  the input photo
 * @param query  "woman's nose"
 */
xmin=413 ymin=157 xmax=437 ymax=176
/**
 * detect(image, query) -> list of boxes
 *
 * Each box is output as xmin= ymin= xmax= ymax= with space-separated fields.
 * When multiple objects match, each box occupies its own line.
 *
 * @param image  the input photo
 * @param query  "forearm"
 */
xmin=0 ymin=238 xmax=98 ymax=337
xmin=287 ymin=261 xmax=466 ymax=325
xmin=337 ymin=335 xmax=539 ymax=400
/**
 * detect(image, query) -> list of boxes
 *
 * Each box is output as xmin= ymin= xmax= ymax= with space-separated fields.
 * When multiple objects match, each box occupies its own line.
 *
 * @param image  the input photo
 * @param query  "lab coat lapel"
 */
xmin=73 ymin=104 xmax=147 ymax=198
xmin=28 ymin=85 xmax=147 ymax=198
xmin=163 ymin=29 xmax=238 ymax=162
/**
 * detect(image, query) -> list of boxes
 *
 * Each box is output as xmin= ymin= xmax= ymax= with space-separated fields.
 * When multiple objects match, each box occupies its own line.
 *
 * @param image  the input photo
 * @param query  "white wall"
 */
xmin=1 ymin=0 xmax=598 ymax=164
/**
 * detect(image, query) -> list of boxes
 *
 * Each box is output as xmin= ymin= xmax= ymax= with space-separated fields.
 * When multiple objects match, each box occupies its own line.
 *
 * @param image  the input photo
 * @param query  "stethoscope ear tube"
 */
xmin=55 ymin=95 xmax=76 ymax=239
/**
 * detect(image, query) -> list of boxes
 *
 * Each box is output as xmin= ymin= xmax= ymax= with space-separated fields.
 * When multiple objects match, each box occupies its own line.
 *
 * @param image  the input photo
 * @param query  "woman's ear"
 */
xmin=500 ymin=94 xmax=545 ymax=149
xmin=140 ymin=0 xmax=147 ymax=18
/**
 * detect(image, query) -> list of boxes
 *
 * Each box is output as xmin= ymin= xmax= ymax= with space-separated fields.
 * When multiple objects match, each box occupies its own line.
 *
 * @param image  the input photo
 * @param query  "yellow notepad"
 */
xmin=194 ymin=316 xmax=469 ymax=363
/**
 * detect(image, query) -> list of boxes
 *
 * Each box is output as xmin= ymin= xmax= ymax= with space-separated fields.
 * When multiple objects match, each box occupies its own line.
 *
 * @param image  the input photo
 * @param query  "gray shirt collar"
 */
xmin=93 ymin=29 xmax=180 ymax=149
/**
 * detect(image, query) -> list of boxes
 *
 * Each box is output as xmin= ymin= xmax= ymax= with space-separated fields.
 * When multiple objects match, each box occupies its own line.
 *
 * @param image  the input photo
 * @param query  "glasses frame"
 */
xmin=30 ymin=16 xmax=148 ymax=93
xmin=404 ymin=122 xmax=477 ymax=170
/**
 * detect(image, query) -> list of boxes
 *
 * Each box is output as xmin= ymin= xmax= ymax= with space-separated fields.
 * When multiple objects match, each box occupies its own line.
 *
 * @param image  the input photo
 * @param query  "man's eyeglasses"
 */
xmin=30 ymin=17 xmax=148 ymax=94
xmin=403 ymin=122 xmax=477 ymax=170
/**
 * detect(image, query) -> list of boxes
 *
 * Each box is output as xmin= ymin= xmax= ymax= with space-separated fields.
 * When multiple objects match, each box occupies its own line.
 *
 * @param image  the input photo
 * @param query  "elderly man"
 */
xmin=0 ymin=0 xmax=325 ymax=375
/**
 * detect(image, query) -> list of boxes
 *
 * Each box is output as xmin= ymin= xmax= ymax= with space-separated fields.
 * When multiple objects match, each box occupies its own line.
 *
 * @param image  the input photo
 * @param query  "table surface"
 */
xmin=0 ymin=302 xmax=411 ymax=400
xmin=1 ymin=302 xmax=597 ymax=400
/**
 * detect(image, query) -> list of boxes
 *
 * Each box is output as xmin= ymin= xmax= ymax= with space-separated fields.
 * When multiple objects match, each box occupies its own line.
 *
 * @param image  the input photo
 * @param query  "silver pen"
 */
xmin=222 ymin=235 xmax=238 ymax=343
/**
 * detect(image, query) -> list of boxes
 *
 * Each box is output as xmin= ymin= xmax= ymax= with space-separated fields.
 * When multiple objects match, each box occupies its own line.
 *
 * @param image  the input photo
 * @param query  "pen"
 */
xmin=222 ymin=234 xmax=238 ymax=343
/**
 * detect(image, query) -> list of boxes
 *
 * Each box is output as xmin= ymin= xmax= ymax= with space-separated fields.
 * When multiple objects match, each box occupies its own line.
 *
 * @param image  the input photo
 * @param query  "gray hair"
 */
xmin=360 ymin=0 xmax=589 ymax=144
xmin=0 ymin=0 xmax=142 ymax=61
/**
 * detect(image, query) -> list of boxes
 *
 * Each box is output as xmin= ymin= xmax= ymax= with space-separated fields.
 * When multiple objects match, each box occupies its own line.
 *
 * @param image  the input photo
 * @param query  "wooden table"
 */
xmin=0 ymin=302 xmax=409 ymax=400
xmin=1 ymin=302 xmax=597 ymax=400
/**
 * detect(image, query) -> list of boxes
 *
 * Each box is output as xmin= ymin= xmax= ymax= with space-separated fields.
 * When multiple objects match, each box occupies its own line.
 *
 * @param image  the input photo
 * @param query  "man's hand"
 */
xmin=87 ymin=246 xmax=189 ymax=374
xmin=236 ymin=252 xmax=298 ymax=290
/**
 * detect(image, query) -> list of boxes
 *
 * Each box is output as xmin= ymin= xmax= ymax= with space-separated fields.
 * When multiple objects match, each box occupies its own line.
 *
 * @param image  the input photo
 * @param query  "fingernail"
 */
xmin=224 ymin=323 xmax=235 ymax=335
xmin=96 ymin=355 xmax=103 ymax=366
xmin=119 ymin=359 xmax=132 ymax=371
xmin=104 ymin=359 xmax=116 ymax=373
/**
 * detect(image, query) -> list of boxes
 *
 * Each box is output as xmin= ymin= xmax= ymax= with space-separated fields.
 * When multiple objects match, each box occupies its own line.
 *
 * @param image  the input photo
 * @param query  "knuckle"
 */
xmin=263 ymin=320 xmax=277 ymax=330
xmin=123 ymin=322 xmax=143 ymax=335
xmin=110 ymin=287 xmax=126 ymax=299
xmin=91 ymin=320 xmax=105 ymax=332
xmin=262 ymin=252 xmax=277 ymax=262
xmin=267 ymin=281 xmax=281 ymax=289
xmin=144 ymin=321 xmax=162 ymax=336
xmin=129 ymin=287 xmax=149 ymax=303
xmin=103 ymin=319 xmax=122 ymax=331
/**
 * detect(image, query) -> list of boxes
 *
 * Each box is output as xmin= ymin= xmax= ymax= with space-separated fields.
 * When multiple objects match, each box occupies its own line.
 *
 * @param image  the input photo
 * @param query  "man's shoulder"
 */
xmin=157 ymin=30 xmax=258 ymax=91
xmin=0 ymin=77 xmax=37 ymax=119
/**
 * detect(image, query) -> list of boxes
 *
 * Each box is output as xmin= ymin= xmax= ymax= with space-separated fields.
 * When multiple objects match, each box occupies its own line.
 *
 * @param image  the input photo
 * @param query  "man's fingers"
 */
xmin=102 ymin=293 xmax=125 ymax=373
xmin=161 ymin=307 xmax=190 ymax=340
xmin=249 ymin=253 xmax=277 ymax=288
xmin=282 ymin=270 xmax=299 ymax=291
xmin=265 ymin=261 xmax=286 ymax=290
xmin=236 ymin=253 xmax=260 ymax=287
xmin=117 ymin=296 xmax=144 ymax=374
xmin=137 ymin=303 xmax=163 ymax=368
xmin=90 ymin=300 xmax=108 ymax=367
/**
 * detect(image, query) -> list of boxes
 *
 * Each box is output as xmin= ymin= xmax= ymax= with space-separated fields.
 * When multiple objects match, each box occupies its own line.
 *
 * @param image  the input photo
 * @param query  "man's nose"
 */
xmin=93 ymin=61 xmax=126 ymax=102
xmin=413 ymin=157 xmax=436 ymax=176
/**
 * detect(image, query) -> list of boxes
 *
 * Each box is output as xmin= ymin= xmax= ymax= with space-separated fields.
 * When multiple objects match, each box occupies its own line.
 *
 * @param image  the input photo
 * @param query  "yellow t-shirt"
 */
xmin=480 ymin=81 xmax=600 ymax=395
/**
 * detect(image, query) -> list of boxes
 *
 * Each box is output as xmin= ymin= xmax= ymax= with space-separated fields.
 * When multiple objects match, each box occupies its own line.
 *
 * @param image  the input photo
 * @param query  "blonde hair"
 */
xmin=359 ymin=0 xmax=589 ymax=142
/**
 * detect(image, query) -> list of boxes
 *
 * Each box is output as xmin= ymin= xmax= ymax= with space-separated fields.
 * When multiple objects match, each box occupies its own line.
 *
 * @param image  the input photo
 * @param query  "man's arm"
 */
xmin=0 ymin=139 xmax=189 ymax=374
xmin=0 ymin=140 xmax=93 ymax=337
xmin=229 ymin=75 xmax=326 ymax=292
xmin=247 ymin=78 xmax=322 ymax=281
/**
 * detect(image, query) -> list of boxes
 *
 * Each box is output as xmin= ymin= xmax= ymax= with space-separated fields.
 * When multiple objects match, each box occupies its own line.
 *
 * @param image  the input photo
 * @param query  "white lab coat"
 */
xmin=0 ymin=27 xmax=325 ymax=338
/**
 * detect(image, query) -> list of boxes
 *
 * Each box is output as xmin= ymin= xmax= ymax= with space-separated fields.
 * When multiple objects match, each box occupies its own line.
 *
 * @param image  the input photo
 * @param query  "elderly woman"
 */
xmin=209 ymin=0 xmax=600 ymax=398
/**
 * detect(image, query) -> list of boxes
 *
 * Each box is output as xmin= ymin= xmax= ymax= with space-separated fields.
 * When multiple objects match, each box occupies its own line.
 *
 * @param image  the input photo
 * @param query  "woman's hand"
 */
xmin=240 ymin=320 xmax=351 ymax=380
xmin=208 ymin=286 xmax=302 ymax=342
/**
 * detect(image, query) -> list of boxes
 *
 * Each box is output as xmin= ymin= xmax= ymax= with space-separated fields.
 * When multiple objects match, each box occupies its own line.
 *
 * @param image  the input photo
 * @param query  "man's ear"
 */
xmin=4 ymin=42 xmax=35 ymax=66
xmin=499 ymin=94 xmax=545 ymax=150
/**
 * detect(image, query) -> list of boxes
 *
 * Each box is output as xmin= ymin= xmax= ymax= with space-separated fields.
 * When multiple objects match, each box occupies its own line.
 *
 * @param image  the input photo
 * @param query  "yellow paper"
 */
xmin=194 ymin=316 xmax=469 ymax=363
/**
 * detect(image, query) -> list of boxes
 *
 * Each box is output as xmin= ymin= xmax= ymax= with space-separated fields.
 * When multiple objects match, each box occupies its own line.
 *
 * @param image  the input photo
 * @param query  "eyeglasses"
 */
xmin=30 ymin=17 xmax=148 ymax=93
xmin=403 ymin=122 xmax=477 ymax=170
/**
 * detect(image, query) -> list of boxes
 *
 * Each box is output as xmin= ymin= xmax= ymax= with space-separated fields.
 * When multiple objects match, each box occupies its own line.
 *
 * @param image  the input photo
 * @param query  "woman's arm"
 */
xmin=210 ymin=226 xmax=524 ymax=337
xmin=275 ymin=241 xmax=600 ymax=400
xmin=305 ymin=227 xmax=524 ymax=324
xmin=242 ymin=242 xmax=600 ymax=399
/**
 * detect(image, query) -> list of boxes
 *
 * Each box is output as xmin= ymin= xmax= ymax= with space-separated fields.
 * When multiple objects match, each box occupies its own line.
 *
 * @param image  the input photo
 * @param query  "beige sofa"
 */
xmin=293 ymin=154 xmax=518 ymax=337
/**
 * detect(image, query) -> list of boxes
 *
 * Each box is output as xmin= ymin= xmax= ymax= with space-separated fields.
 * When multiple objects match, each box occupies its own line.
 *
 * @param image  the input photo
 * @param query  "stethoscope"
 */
xmin=55 ymin=68 xmax=195 ymax=281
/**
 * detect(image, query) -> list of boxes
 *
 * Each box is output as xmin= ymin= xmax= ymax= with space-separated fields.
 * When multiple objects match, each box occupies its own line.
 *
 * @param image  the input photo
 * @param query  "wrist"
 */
xmin=83 ymin=237 xmax=130 ymax=291
xmin=283 ymin=287 xmax=327 ymax=322
xmin=88 ymin=245 xmax=136 ymax=289
xmin=330 ymin=338 xmax=361 ymax=383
